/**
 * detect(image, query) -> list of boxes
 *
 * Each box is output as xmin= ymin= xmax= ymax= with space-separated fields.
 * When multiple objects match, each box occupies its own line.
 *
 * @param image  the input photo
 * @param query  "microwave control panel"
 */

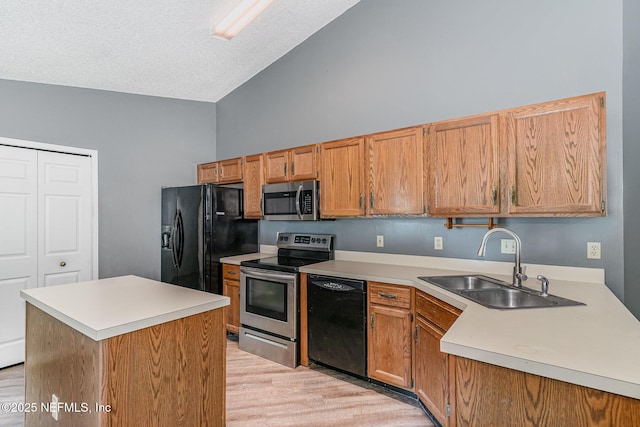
xmin=301 ymin=190 xmax=313 ymax=214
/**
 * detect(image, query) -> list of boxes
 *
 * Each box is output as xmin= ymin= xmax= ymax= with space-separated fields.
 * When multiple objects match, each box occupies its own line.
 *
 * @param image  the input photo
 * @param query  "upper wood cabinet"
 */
xmin=242 ymin=154 xmax=264 ymax=219
xmin=427 ymin=114 xmax=500 ymax=216
xmin=197 ymin=157 xmax=243 ymax=184
xmin=319 ymin=137 xmax=366 ymax=217
xmin=504 ymin=92 xmax=606 ymax=216
xmin=264 ymin=144 xmax=319 ymax=184
xmin=366 ymin=127 xmax=425 ymax=215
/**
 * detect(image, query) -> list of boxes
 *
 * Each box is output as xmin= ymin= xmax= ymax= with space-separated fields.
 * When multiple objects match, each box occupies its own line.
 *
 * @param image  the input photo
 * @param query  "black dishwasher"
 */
xmin=307 ymin=274 xmax=367 ymax=378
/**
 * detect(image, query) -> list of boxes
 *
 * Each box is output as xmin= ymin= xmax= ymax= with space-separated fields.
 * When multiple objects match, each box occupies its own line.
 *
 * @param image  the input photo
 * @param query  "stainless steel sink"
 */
xmin=418 ymin=275 xmax=585 ymax=310
xmin=419 ymin=275 xmax=505 ymax=291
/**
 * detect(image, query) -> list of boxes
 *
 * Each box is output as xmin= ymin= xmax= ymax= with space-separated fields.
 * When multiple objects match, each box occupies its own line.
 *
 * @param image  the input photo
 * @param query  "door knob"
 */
xmin=60 ymin=261 xmax=66 ymax=267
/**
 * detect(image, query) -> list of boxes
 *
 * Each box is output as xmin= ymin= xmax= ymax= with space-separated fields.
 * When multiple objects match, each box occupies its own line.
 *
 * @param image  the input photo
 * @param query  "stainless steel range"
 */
xmin=239 ymin=232 xmax=334 ymax=368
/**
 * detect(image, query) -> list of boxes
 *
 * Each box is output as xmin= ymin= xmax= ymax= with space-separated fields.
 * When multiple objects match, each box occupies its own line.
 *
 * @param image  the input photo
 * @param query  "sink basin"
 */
xmin=418 ymin=275 xmax=505 ymax=290
xmin=418 ymin=275 xmax=585 ymax=310
xmin=458 ymin=288 xmax=557 ymax=309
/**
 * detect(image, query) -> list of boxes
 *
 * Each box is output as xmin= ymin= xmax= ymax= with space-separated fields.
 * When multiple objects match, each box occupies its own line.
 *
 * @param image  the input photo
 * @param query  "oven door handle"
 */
xmin=295 ymin=184 xmax=303 ymax=220
xmin=242 ymin=269 xmax=296 ymax=282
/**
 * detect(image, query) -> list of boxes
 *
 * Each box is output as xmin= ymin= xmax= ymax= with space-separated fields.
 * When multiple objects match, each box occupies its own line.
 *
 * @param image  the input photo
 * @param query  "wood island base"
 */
xmin=24 ymin=304 xmax=226 ymax=427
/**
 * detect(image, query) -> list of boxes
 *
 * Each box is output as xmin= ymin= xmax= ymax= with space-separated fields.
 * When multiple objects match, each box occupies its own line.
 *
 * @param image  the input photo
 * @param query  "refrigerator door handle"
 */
xmin=295 ymin=184 xmax=303 ymax=220
xmin=171 ymin=211 xmax=179 ymax=268
xmin=161 ymin=231 xmax=171 ymax=249
xmin=176 ymin=209 xmax=185 ymax=268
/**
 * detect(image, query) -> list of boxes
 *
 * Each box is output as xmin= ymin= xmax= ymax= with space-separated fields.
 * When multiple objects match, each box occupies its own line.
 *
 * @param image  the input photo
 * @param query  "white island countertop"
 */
xmin=299 ymin=258 xmax=640 ymax=400
xmin=20 ymin=275 xmax=229 ymax=341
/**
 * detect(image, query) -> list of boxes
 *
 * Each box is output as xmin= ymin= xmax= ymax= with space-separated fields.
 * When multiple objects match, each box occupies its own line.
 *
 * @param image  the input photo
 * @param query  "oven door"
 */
xmin=240 ymin=266 xmax=298 ymax=339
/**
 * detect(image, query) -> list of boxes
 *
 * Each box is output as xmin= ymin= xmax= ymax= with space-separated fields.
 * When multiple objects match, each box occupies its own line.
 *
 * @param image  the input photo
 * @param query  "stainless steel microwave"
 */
xmin=262 ymin=180 xmax=319 ymax=221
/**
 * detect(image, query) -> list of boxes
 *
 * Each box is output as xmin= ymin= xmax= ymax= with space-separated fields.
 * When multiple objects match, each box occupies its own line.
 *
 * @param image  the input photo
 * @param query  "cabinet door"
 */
xmin=319 ymin=137 xmax=365 ymax=217
xmin=505 ymin=93 xmax=606 ymax=215
xmin=217 ymin=157 xmax=243 ymax=184
xmin=223 ymin=279 xmax=240 ymax=334
xmin=416 ymin=316 xmax=450 ymax=426
xmin=368 ymin=304 xmax=413 ymax=389
xmin=264 ymin=149 xmax=289 ymax=183
xmin=427 ymin=115 xmax=500 ymax=216
xmin=243 ymin=154 xmax=264 ymax=219
xmin=366 ymin=127 xmax=424 ymax=215
xmin=197 ymin=162 xmax=218 ymax=184
xmin=290 ymin=144 xmax=318 ymax=181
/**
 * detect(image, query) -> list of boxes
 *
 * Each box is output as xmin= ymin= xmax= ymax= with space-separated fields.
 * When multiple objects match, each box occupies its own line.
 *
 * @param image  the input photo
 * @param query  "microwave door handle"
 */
xmin=295 ymin=184 xmax=303 ymax=219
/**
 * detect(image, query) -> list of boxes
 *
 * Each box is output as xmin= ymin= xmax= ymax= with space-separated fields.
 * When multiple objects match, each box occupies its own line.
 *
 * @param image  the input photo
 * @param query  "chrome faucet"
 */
xmin=477 ymin=227 xmax=528 ymax=287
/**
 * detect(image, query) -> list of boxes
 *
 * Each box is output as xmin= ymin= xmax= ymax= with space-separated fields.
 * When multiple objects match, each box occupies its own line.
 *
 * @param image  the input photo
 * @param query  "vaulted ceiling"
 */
xmin=0 ymin=0 xmax=360 ymax=102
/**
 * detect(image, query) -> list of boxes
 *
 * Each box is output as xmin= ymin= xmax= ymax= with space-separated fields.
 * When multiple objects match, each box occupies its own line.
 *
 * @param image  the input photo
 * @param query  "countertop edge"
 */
xmin=441 ymin=340 xmax=640 ymax=399
xmin=20 ymin=278 xmax=230 ymax=341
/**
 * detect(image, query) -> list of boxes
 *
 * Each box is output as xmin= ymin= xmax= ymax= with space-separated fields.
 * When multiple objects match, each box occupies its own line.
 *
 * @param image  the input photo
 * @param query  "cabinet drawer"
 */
xmin=222 ymin=264 xmax=240 ymax=280
xmin=369 ymin=282 xmax=412 ymax=309
xmin=416 ymin=291 xmax=461 ymax=331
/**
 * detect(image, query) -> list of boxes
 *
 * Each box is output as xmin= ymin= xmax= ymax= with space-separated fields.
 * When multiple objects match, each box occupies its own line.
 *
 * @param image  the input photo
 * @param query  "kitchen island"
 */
xmin=20 ymin=275 xmax=228 ymax=427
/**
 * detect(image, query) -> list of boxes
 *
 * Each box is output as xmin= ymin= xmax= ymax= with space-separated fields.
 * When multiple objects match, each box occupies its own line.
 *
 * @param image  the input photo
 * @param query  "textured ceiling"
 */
xmin=0 ymin=0 xmax=360 ymax=102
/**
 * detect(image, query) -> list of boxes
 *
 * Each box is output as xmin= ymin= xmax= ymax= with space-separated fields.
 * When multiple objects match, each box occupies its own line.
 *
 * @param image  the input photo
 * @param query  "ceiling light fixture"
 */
xmin=211 ymin=0 xmax=274 ymax=41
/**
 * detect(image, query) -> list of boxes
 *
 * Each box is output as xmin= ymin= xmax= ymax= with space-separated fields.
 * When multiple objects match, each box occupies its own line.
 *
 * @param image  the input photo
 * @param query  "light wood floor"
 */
xmin=0 ymin=338 xmax=431 ymax=426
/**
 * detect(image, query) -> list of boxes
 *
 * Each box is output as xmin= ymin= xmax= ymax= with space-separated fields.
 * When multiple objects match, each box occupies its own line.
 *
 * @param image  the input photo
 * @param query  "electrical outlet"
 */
xmin=587 ymin=242 xmax=601 ymax=259
xmin=376 ymin=235 xmax=384 ymax=248
xmin=434 ymin=236 xmax=443 ymax=250
xmin=501 ymin=239 xmax=516 ymax=254
xmin=51 ymin=394 xmax=59 ymax=421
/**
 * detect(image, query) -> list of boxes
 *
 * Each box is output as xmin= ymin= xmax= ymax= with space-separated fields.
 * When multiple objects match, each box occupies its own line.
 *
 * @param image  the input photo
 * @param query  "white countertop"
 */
xmin=20 ymin=275 xmax=229 ymax=341
xmin=298 ymin=258 xmax=640 ymax=400
xmin=219 ymin=251 xmax=276 ymax=265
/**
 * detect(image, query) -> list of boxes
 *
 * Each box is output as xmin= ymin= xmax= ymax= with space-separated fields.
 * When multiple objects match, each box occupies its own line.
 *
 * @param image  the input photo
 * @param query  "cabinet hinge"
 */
xmin=601 ymin=200 xmax=606 ymax=213
xmin=409 ymin=312 xmax=414 ymax=322
xmin=410 ymin=378 xmax=414 ymax=388
xmin=600 ymin=96 xmax=605 ymax=108
xmin=446 ymin=403 xmax=450 ymax=417
xmin=414 ymin=325 xmax=418 ymax=344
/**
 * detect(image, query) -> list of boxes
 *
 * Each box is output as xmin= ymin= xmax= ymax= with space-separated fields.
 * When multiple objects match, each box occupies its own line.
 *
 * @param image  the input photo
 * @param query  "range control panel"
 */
xmin=276 ymin=232 xmax=334 ymax=251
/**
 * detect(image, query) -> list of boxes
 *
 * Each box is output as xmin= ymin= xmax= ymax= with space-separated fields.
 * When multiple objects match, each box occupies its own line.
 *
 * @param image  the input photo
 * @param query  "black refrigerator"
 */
xmin=161 ymin=184 xmax=258 ymax=294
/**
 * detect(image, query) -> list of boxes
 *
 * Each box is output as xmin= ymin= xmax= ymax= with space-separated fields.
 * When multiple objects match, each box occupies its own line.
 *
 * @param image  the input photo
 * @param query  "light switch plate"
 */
xmin=376 ymin=235 xmax=384 ymax=248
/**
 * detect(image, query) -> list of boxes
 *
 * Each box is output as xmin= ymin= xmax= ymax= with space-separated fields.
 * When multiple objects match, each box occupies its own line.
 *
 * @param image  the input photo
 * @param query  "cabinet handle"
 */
xmin=370 ymin=314 xmax=374 ymax=330
xmin=219 ymin=165 xmax=224 ymax=177
xmin=359 ymin=193 xmax=363 ymax=209
xmin=492 ymin=185 xmax=498 ymax=206
xmin=510 ymin=185 xmax=516 ymax=205
xmin=214 ymin=166 xmax=218 ymax=177
xmin=370 ymin=192 xmax=374 ymax=209
xmin=291 ymin=162 xmax=295 ymax=176
xmin=60 ymin=261 xmax=66 ymax=267
xmin=378 ymin=292 xmax=398 ymax=299
xmin=284 ymin=163 xmax=287 ymax=176
xmin=228 ymin=270 xmax=237 ymax=275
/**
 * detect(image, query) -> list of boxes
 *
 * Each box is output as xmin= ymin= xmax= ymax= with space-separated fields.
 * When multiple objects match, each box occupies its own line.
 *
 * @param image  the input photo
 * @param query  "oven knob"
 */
xmin=322 ymin=238 xmax=327 ymax=244
xmin=284 ymin=236 xmax=289 ymax=241
xmin=279 ymin=236 xmax=283 ymax=241
xmin=311 ymin=238 xmax=316 ymax=243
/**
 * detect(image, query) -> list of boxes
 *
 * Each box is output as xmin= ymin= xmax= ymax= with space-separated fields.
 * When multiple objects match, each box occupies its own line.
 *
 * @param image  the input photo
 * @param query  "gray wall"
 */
xmin=0 ymin=79 xmax=216 ymax=280
xmin=624 ymin=0 xmax=640 ymax=317
xmin=218 ymin=1 xmax=629 ymax=310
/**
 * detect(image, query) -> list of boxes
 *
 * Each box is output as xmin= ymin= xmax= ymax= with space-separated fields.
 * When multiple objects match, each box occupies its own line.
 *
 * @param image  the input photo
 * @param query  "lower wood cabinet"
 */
xmin=222 ymin=264 xmax=241 ymax=333
xmin=455 ymin=357 xmax=640 ymax=426
xmin=367 ymin=282 xmax=414 ymax=390
xmin=415 ymin=290 xmax=462 ymax=426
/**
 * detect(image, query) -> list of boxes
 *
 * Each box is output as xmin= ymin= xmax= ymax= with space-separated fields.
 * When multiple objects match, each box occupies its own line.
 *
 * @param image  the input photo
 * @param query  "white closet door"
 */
xmin=38 ymin=151 xmax=93 ymax=287
xmin=0 ymin=146 xmax=38 ymax=367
